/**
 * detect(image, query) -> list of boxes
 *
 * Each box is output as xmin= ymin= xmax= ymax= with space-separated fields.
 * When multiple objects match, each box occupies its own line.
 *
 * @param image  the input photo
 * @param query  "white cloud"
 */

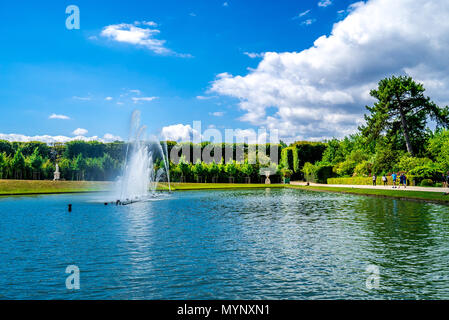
xmin=0 ymin=133 xmax=122 ymax=144
xmin=132 ymin=97 xmax=158 ymax=103
xmin=72 ymin=96 xmax=91 ymax=101
xmin=223 ymin=2 xmax=229 ymax=7
xmin=161 ymin=124 xmax=201 ymax=142
xmin=297 ymin=10 xmax=311 ymax=18
xmin=100 ymin=21 xmax=191 ymax=57
xmin=103 ymin=133 xmax=123 ymax=141
xmin=189 ymin=12 xmax=197 ymax=17
xmin=105 ymin=96 xmax=113 ymax=101
xmin=73 ymin=128 xmax=88 ymax=136
xmin=49 ymin=114 xmax=70 ymax=120
xmin=209 ymin=111 xmax=225 ymax=117
xmin=196 ymin=95 xmax=217 ymax=100
xmin=318 ymin=0 xmax=332 ymax=7
xmin=302 ymin=19 xmax=316 ymax=26
xmin=211 ymin=0 xmax=449 ymax=141
xmin=129 ymin=89 xmax=141 ymax=95
xmin=243 ymin=52 xmax=264 ymax=59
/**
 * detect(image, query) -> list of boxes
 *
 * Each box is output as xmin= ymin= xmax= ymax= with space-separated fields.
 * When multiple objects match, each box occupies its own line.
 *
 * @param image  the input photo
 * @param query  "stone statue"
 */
xmin=54 ymin=163 xmax=61 ymax=181
xmin=264 ymin=171 xmax=271 ymax=184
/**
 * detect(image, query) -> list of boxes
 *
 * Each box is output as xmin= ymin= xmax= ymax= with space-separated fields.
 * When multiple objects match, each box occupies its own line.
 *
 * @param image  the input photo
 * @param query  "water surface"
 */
xmin=1 ymin=188 xmax=449 ymax=299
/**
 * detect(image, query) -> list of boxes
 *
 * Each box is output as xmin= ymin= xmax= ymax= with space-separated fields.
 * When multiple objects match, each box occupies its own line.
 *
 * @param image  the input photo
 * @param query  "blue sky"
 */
xmin=1 ymin=0 xmax=448 ymax=142
xmin=0 ymin=0 xmax=355 ymax=142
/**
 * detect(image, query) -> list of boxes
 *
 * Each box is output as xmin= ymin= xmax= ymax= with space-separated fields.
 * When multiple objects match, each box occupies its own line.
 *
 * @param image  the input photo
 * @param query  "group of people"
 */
xmin=441 ymin=173 xmax=449 ymax=188
xmin=372 ymin=173 xmax=407 ymax=188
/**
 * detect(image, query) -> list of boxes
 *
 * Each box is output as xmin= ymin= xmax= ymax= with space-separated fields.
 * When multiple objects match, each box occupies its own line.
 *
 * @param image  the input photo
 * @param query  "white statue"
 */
xmin=264 ymin=171 xmax=271 ymax=184
xmin=54 ymin=163 xmax=61 ymax=181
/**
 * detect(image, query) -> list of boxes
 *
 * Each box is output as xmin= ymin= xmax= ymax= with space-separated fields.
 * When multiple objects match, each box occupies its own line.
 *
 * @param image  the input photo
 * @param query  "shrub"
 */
xmin=420 ymin=179 xmax=434 ymax=187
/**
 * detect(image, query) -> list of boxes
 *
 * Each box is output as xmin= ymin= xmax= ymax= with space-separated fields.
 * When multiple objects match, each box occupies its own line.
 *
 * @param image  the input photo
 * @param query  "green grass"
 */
xmin=287 ymin=185 xmax=449 ymax=204
xmin=0 ymin=180 xmax=111 ymax=196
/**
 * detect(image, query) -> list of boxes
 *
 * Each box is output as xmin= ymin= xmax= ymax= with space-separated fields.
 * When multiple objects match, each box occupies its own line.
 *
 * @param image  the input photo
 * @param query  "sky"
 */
xmin=1 ymin=0 xmax=449 ymax=143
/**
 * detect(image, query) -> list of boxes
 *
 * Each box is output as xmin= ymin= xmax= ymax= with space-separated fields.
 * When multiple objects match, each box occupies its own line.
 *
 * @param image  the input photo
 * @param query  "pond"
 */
xmin=1 ymin=188 xmax=449 ymax=299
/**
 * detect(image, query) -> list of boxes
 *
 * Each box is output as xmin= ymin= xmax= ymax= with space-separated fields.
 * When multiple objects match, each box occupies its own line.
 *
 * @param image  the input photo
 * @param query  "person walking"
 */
xmin=392 ymin=172 xmax=397 ymax=188
xmin=372 ymin=174 xmax=376 ymax=186
xmin=442 ymin=173 xmax=446 ymax=188
xmin=402 ymin=173 xmax=407 ymax=188
xmin=446 ymin=172 xmax=449 ymax=189
xmin=382 ymin=174 xmax=388 ymax=186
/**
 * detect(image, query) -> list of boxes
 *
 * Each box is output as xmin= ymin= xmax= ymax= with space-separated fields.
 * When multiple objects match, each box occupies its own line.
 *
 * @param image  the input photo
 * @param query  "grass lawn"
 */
xmin=0 ymin=180 xmax=111 ymax=196
xmin=287 ymin=185 xmax=449 ymax=204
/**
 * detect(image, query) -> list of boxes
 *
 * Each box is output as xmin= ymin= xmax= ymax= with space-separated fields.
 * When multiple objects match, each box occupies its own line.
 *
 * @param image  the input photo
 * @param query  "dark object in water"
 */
xmin=68 ymin=204 xmax=72 ymax=212
xmin=104 ymin=202 xmax=108 ymax=206
xmin=116 ymin=200 xmax=121 ymax=206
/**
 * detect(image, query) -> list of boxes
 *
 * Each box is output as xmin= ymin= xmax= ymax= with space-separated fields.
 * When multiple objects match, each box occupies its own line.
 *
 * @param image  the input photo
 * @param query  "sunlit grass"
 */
xmin=0 ymin=180 xmax=111 ymax=195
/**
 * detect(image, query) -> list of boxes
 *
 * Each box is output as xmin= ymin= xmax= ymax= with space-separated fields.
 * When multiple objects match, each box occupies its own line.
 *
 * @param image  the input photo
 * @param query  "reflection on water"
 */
xmin=1 ymin=188 xmax=449 ymax=299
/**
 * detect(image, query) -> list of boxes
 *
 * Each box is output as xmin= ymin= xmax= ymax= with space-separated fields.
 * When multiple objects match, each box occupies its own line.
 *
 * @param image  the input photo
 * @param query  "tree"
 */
xmin=72 ymin=153 xmax=87 ymax=180
xmin=361 ymin=76 xmax=449 ymax=156
xmin=240 ymin=160 xmax=253 ymax=181
xmin=29 ymin=148 xmax=44 ymax=179
xmin=11 ymin=149 xmax=25 ymax=179
xmin=0 ymin=152 xmax=6 ymax=179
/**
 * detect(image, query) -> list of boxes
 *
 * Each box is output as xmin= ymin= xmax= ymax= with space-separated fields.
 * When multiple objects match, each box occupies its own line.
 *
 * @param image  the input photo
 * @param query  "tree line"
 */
xmin=2 ymin=76 xmax=448 ymax=186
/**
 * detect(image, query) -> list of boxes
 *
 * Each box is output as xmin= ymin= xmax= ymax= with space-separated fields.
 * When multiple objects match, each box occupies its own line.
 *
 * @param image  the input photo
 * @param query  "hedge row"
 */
xmin=327 ymin=176 xmax=412 ymax=186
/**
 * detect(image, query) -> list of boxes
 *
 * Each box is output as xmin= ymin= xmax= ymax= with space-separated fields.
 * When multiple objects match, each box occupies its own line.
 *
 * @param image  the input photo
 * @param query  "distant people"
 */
xmin=399 ymin=173 xmax=407 ymax=189
xmin=382 ymin=174 xmax=388 ymax=186
xmin=372 ymin=174 xmax=376 ymax=186
xmin=442 ymin=173 xmax=447 ymax=188
xmin=392 ymin=172 xmax=397 ymax=188
xmin=445 ymin=171 xmax=449 ymax=188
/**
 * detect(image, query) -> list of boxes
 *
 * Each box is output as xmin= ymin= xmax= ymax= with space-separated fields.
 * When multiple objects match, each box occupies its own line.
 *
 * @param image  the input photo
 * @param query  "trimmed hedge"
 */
xmin=327 ymin=176 xmax=409 ymax=186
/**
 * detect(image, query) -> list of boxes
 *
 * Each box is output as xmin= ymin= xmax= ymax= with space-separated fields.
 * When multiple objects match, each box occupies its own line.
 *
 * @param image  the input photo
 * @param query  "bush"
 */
xmin=420 ymin=179 xmax=434 ymax=187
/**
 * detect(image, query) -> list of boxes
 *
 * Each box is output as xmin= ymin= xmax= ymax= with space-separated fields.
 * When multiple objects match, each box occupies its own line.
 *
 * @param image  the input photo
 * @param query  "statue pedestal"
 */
xmin=265 ymin=177 xmax=271 ymax=184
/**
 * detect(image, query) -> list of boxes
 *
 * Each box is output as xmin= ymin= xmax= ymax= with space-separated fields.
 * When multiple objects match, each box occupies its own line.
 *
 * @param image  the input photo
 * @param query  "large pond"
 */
xmin=1 ymin=188 xmax=449 ymax=299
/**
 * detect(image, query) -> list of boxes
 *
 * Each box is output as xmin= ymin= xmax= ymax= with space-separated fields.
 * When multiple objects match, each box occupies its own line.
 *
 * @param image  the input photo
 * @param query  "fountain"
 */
xmin=114 ymin=110 xmax=171 ymax=205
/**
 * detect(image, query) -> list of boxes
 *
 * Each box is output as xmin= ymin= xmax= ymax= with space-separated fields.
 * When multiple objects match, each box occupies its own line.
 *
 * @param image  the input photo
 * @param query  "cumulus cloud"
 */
xmin=72 ymin=128 xmax=88 ymax=136
xmin=105 ymin=96 xmax=113 ymax=101
xmin=161 ymin=124 xmax=202 ymax=142
xmin=49 ymin=114 xmax=70 ymax=120
xmin=210 ymin=0 xmax=449 ymax=141
xmin=101 ymin=21 xmax=191 ymax=57
xmin=0 ymin=133 xmax=122 ymax=144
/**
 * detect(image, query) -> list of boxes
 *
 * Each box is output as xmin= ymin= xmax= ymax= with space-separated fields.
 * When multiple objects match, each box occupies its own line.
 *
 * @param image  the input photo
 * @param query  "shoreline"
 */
xmin=1 ymin=180 xmax=449 ymax=205
xmin=286 ymin=185 xmax=449 ymax=205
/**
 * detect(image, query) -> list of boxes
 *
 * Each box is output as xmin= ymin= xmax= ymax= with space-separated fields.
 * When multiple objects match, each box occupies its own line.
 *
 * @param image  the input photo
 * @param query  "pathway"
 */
xmin=290 ymin=181 xmax=449 ymax=193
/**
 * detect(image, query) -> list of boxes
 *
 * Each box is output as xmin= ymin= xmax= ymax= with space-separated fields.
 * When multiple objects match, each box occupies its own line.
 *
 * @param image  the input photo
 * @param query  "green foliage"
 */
xmin=360 ymin=75 xmax=449 ymax=156
xmin=420 ymin=179 xmax=434 ymax=187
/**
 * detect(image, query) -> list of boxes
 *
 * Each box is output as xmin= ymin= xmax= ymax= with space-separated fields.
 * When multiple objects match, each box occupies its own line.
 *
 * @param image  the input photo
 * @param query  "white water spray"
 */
xmin=115 ymin=110 xmax=171 ymax=203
